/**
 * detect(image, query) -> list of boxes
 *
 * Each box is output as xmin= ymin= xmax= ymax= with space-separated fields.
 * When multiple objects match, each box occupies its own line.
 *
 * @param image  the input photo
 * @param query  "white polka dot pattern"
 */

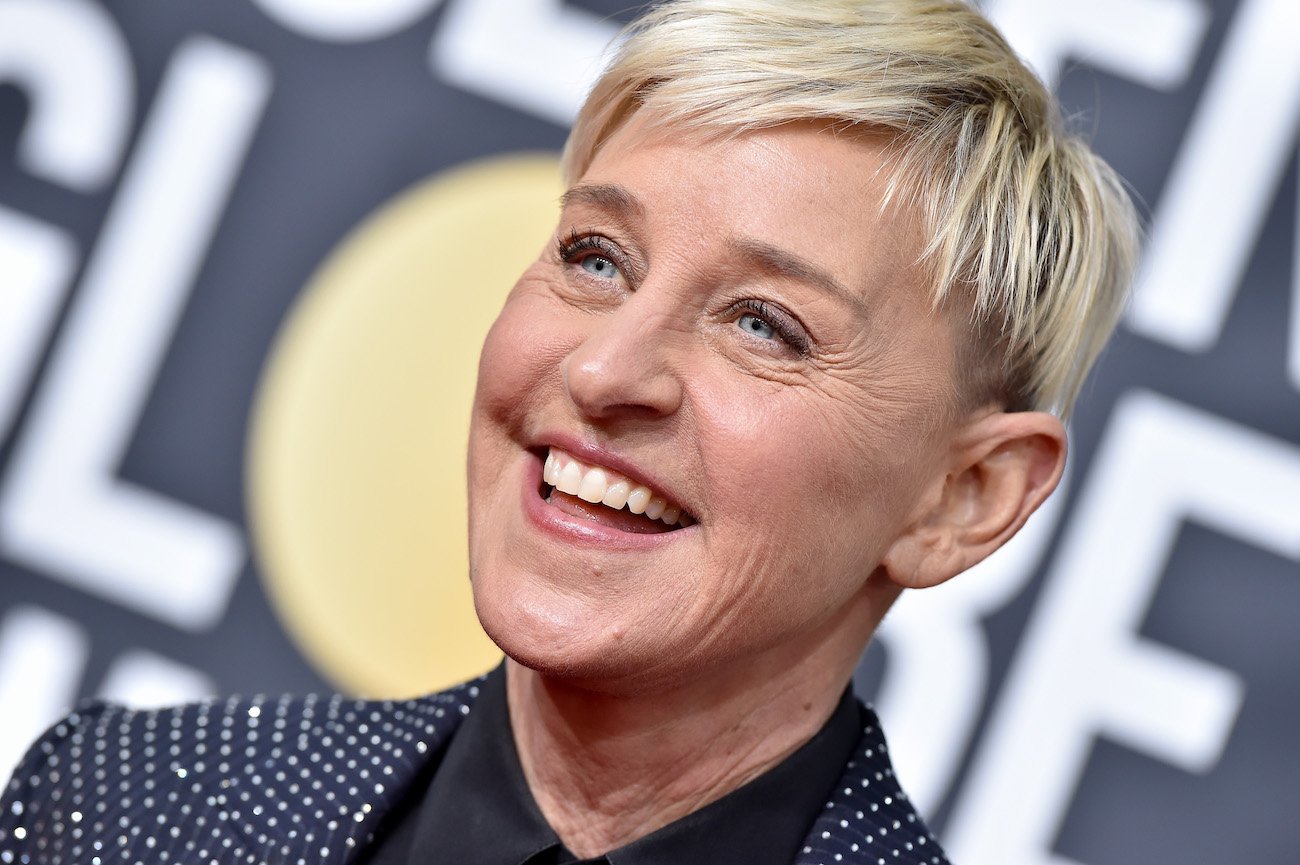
xmin=0 ymin=682 xmax=479 ymax=865
xmin=0 ymin=684 xmax=948 ymax=864
xmin=793 ymin=708 xmax=951 ymax=865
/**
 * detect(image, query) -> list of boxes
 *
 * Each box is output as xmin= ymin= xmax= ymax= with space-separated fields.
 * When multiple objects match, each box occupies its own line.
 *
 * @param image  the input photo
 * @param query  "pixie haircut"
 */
xmin=562 ymin=0 xmax=1140 ymax=416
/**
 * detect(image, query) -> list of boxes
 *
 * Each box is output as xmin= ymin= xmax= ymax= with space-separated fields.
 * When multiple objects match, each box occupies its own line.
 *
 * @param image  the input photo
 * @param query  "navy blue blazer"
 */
xmin=0 ymin=678 xmax=950 ymax=864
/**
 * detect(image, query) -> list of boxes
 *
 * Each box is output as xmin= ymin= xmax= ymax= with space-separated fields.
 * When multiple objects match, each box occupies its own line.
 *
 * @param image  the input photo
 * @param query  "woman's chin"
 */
xmin=473 ymin=585 xmax=686 ymax=694
xmin=476 ymin=582 xmax=624 ymax=675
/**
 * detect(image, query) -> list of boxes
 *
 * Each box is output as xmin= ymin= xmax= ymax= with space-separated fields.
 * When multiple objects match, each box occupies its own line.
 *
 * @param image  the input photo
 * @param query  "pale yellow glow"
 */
xmin=246 ymin=154 xmax=563 ymax=697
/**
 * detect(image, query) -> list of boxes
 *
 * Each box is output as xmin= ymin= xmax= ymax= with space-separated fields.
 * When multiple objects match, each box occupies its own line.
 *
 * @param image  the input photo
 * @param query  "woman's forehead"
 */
xmin=572 ymin=116 xmax=931 ymax=315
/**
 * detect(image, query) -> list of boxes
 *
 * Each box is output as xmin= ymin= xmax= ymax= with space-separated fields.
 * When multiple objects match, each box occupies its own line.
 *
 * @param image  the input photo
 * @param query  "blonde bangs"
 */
xmin=563 ymin=0 xmax=1140 ymax=416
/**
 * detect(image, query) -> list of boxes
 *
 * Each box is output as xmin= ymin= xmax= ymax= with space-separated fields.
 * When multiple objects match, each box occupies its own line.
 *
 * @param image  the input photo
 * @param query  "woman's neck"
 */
xmin=503 ymin=629 xmax=866 ymax=858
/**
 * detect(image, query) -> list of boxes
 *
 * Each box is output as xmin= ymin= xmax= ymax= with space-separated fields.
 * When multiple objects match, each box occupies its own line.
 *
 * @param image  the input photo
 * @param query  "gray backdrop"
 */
xmin=1 ymin=1 xmax=1297 ymax=863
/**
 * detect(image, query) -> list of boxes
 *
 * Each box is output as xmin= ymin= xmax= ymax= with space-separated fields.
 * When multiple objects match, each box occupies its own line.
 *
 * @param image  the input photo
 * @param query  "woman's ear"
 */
xmin=881 ymin=410 xmax=1067 ymax=589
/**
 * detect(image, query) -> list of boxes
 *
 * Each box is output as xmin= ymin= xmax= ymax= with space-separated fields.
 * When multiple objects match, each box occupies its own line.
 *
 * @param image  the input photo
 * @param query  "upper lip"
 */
xmin=532 ymin=431 xmax=697 ymax=520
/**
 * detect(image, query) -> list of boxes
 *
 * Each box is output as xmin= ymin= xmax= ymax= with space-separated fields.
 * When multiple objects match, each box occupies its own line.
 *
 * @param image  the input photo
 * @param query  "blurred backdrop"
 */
xmin=1 ymin=0 xmax=1297 ymax=862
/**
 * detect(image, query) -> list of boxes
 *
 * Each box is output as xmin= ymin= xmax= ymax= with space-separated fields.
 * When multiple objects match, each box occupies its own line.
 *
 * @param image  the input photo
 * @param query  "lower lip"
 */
xmin=520 ymin=451 xmax=691 ymax=550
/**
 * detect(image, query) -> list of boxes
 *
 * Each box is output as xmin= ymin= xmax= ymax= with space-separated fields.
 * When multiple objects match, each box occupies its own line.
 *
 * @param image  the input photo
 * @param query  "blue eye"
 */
xmin=725 ymin=299 xmax=811 ymax=355
xmin=581 ymin=255 xmax=619 ymax=280
xmin=737 ymin=312 xmax=777 ymax=340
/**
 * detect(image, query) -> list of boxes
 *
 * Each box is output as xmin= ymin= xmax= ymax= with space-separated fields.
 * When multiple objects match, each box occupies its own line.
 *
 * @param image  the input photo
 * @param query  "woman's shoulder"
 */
xmin=0 ymin=680 xmax=484 ymax=864
xmin=1 ymin=685 xmax=953 ymax=865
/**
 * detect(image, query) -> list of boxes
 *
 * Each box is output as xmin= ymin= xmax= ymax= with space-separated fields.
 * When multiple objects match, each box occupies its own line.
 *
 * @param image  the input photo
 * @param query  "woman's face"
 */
xmin=467 ymin=117 xmax=962 ymax=690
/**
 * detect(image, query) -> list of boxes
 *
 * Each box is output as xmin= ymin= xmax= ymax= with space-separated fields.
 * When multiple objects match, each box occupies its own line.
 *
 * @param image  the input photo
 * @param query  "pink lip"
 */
xmin=532 ymin=431 xmax=695 ymax=517
xmin=520 ymin=450 xmax=694 ymax=550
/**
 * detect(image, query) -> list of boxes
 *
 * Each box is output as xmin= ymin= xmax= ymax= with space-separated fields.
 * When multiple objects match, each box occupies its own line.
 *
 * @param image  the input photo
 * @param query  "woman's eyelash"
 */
xmin=555 ymin=233 xmax=811 ymax=357
xmin=556 ymin=231 xmax=621 ymax=268
xmin=725 ymin=299 xmax=812 ymax=356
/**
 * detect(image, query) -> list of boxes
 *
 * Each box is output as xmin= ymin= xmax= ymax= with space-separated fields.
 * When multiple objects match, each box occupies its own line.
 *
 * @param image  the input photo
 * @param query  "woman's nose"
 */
xmin=561 ymin=299 xmax=685 ymax=422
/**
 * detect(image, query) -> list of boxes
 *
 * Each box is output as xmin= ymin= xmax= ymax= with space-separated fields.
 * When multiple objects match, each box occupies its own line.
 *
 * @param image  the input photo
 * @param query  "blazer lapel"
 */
xmin=220 ymin=679 xmax=485 ymax=864
xmin=792 ymin=705 xmax=950 ymax=865
xmin=255 ymin=691 xmax=952 ymax=865
xmin=2 ymin=682 xmax=948 ymax=865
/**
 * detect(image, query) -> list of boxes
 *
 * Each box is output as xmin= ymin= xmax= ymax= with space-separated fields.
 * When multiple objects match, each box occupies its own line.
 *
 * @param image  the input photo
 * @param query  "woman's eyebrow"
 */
xmin=730 ymin=237 xmax=869 ymax=317
xmin=560 ymin=183 xmax=646 ymax=222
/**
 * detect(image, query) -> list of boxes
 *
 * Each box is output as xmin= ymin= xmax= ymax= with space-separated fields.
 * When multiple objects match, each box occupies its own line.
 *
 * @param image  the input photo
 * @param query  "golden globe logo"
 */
xmin=246 ymin=154 xmax=562 ymax=697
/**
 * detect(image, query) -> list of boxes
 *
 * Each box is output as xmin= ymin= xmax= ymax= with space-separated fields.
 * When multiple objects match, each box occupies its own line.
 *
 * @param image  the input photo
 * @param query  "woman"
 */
xmin=0 ymin=1 xmax=1137 ymax=863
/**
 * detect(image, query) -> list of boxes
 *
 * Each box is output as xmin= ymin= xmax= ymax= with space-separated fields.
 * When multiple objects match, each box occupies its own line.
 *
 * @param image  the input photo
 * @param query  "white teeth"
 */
xmin=578 ymin=468 xmax=607 ymax=503
xmin=626 ymin=486 xmax=651 ymax=515
xmin=644 ymin=496 xmax=666 ymax=520
xmin=602 ymin=481 xmax=631 ymax=509
xmin=556 ymin=460 xmax=583 ymax=496
xmin=543 ymin=447 xmax=692 ymax=527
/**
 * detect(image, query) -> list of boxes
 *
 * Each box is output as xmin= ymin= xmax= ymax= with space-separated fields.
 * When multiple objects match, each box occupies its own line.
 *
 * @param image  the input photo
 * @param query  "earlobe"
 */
xmin=882 ymin=411 xmax=1066 ymax=590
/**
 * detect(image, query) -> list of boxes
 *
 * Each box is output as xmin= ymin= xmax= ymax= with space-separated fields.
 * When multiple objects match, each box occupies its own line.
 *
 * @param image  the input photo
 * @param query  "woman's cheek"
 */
xmin=475 ymin=311 xmax=546 ymax=420
xmin=482 ymin=284 xmax=584 ymax=398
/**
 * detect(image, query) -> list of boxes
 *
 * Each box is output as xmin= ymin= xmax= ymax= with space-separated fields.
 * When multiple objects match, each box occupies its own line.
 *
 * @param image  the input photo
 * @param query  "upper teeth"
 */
xmin=543 ymin=448 xmax=693 ymax=528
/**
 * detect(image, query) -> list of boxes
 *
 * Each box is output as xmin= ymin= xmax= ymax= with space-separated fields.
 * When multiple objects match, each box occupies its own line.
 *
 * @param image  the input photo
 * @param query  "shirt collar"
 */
xmin=406 ymin=664 xmax=861 ymax=865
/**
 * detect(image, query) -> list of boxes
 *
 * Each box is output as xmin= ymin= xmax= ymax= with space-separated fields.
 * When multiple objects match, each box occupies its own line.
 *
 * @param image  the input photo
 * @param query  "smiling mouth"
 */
xmin=539 ymin=447 xmax=695 ymax=535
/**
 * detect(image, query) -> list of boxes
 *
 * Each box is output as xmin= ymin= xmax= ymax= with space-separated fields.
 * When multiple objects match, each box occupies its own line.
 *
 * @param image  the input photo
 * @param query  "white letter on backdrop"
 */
xmin=1293 ymin=160 xmax=1300 ymax=391
xmin=874 ymin=465 xmax=1069 ymax=818
xmin=946 ymin=391 xmax=1300 ymax=865
xmin=0 ymin=0 xmax=133 ymax=191
xmin=1128 ymin=0 xmax=1300 ymax=354
xmin=431 ymin=0 xmax=620 ymax=126
xmin=98 ymin=650 xmax=215 ymax=710
xmin=250 ymin=0 xmax=446 ymax=42
xmin=0 ymin=38 xmax=271 ymax=631
xmin=983 ymin=0 xmax=1208 ymax=91
xmin=0 ymin=209 xmax=76 ymax=444
xmin=0 ymin=607 xmax=88 ymax=776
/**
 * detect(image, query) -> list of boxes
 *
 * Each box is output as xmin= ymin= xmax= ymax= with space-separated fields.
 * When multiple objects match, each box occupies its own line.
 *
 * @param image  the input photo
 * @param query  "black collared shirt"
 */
xmin=362 ymin=666 xmax=860 ymax=865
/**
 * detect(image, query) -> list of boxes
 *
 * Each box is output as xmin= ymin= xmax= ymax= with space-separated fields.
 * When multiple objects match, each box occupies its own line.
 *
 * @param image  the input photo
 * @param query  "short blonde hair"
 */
xmin=562 ymin=0 xmax=1140 ymax=416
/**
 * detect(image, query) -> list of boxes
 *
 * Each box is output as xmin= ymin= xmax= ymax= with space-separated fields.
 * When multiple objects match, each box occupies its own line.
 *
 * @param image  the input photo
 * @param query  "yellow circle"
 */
xmin=246 ymin=154 xmax=563 ymax=697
